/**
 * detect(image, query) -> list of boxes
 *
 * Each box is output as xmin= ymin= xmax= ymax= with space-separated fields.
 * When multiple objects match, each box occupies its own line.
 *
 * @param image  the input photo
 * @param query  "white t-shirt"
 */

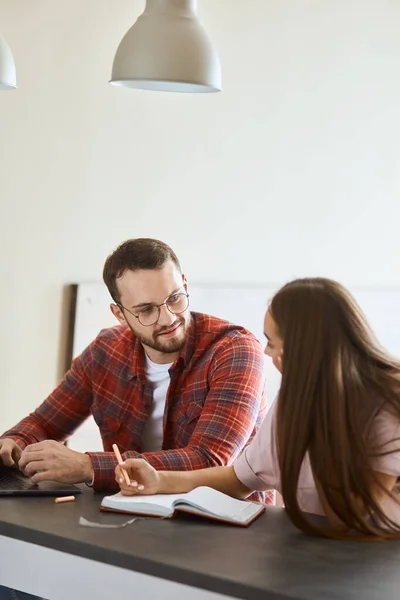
xmin=141 ymin=356 xmax=173 ymax=452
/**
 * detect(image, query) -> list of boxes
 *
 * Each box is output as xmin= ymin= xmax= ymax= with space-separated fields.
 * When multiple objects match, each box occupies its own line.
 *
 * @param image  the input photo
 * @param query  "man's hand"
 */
xmin=18 ymin=440 xmax=94 ymax=484
xmin=0 ymin=438 xmax=23 ymax=467
xmin=115 ymin=458 xmax=160 ymax=496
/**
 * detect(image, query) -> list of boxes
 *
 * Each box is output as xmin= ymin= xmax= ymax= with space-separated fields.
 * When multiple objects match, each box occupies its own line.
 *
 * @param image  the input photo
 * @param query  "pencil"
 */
xmin=112 ymin=443 xmax=130 ymax=486
xmin=54 ymin=496 xmax=75 ymax=504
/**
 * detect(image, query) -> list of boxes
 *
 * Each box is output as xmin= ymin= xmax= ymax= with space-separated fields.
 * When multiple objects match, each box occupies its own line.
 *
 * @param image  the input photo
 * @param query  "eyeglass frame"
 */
xmin=116 ymin=289 xmax=190 ymax=326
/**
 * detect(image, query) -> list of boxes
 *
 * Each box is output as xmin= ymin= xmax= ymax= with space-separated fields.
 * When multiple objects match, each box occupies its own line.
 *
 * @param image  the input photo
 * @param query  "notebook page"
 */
xmin=179 ymin=502 xmax=261 ymax=524
xmin=102 ymin=491 xmax=185 ymax=515
xmin=173 ymin=487 xmax=262 ymax=522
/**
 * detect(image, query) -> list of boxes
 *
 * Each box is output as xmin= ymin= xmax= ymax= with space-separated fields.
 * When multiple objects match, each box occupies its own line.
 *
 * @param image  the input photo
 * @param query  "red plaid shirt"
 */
xmin=2 ymin=312 xmax=272 ymax=502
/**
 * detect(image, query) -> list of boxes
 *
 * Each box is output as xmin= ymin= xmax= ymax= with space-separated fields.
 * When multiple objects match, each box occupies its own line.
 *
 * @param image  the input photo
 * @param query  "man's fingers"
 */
xmin=31 ymin=470 xmax=53 ymax=484
xmin=19 ymin=451 xmax=45 ymax=471
xmin=0 ymin=453 xmax=15 ymax=467
xmin=0 ymin=441 xmax=19 ymax=467
xmin=22 ymin=460 xmax=46 ymax=478
xmin=11 ymin=445 xmax=22 ymax=463
xmin=0 ymin=445 xmax=14 ymax=466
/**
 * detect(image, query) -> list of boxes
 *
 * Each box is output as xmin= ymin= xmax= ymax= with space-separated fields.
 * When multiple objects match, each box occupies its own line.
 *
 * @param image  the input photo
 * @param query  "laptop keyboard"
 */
xmin=0 ymin=471 xmax=37 ymax=490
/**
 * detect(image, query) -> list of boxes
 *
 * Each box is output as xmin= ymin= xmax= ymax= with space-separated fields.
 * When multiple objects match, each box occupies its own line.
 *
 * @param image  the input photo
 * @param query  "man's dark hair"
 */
xmin=103 ymin=238 xmax=181 ymax=303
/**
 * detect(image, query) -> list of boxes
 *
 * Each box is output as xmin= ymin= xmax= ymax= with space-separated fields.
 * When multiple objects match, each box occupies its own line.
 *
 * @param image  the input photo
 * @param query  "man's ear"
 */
xmin=182 ymin=273 xmax=188 ymax=292
xmin=110 ymin=303 xmax=126 ymax=325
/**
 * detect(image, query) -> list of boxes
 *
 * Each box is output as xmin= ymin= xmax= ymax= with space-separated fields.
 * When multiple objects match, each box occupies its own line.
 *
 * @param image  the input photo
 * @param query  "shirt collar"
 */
xmin=177 ymin=312 xmax=196 ymax=368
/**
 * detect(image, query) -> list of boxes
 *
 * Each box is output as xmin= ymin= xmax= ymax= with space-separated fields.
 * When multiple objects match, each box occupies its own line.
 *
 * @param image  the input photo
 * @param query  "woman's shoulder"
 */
xmin=369 ymin=404 xmax=400 ymax=475
xmin=373 ymin=403 xmax=400 ymax=438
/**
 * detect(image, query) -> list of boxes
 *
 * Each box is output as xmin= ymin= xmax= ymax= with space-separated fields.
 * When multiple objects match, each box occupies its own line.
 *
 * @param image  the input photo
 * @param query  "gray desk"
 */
xmin=0 ymin=488 xmax=400 ymax=600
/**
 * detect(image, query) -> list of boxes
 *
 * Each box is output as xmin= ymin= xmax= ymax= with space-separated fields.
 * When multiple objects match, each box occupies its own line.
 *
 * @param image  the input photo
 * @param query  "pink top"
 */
xmin=234 ymin=399 xmax=400 ymax=522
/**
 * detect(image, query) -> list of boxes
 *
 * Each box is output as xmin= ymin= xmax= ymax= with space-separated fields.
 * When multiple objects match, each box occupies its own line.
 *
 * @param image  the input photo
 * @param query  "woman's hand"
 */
xmin=115 ymin=458 xmax=160 ymax=496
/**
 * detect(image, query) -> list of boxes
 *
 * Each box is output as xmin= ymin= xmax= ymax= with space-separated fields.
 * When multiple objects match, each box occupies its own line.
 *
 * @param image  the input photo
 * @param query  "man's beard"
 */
xmin=129 ymin=314 xmax=189 ymax=355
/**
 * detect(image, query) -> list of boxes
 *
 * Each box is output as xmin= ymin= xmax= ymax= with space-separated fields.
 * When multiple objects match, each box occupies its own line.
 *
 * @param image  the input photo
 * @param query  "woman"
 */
xmin=116 ymin=278 xmax=400 ymax=539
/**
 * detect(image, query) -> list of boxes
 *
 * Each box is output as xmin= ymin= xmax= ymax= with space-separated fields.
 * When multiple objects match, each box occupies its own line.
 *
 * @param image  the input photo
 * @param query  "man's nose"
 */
xmin=157 ymin=303 xmax=175 ymax=327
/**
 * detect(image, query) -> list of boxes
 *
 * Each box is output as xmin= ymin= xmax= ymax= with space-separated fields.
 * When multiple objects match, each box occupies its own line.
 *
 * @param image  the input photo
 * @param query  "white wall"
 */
xmin=1 ymin=0 xmax=400 ymax=429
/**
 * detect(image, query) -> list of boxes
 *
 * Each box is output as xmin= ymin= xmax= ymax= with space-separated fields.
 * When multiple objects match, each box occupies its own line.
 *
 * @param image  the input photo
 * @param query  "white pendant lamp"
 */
xmin=110 ymin=0 xmax=221 ymax=93
xmin=0 ymin=32 xmax=17 ymax=90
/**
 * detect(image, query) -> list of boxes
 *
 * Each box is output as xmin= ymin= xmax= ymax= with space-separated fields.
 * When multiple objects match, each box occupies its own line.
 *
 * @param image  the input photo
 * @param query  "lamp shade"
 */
xmin=0 ymin=33 xmax=16 ymax=90
xmin=110 ymin=0 xmax=221 ymax=93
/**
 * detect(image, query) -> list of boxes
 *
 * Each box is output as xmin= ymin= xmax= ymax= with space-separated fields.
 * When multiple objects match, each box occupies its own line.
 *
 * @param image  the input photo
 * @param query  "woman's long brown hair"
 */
xmin=270 ymin=278 xmax=400 ymax=540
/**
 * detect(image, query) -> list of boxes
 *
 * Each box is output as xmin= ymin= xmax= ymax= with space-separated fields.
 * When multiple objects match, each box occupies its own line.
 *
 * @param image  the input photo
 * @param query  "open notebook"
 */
xmin=100 ymin=486 xmax=265 ymax=527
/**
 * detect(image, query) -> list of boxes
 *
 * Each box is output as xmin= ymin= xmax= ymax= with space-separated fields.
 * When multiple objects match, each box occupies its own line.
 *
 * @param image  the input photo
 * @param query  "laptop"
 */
xmin=0 ymin=466 xmax=82 ymax=497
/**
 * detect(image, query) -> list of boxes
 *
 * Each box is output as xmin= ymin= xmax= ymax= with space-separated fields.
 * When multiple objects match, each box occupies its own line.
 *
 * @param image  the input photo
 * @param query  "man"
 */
xmin=0 ymin=238 xmax=270 ymax=502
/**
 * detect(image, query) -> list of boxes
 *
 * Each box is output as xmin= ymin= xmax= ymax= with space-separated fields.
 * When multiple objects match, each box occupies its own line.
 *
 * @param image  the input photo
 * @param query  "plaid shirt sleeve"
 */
xmin=0 ymin=347 xmax=94 ymax=448
xmin=88 ymin=334 xmax=268 ymax=496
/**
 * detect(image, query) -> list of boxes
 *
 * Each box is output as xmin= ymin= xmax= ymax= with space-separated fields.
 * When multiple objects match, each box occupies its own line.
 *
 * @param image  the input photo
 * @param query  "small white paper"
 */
xmin=79 ymin=516 xmax=138 ymax=529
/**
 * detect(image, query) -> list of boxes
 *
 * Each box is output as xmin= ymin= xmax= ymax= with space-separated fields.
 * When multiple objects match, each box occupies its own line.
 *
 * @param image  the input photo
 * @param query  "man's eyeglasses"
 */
xmin=118 ymin=292 xmax=190 ymax=327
